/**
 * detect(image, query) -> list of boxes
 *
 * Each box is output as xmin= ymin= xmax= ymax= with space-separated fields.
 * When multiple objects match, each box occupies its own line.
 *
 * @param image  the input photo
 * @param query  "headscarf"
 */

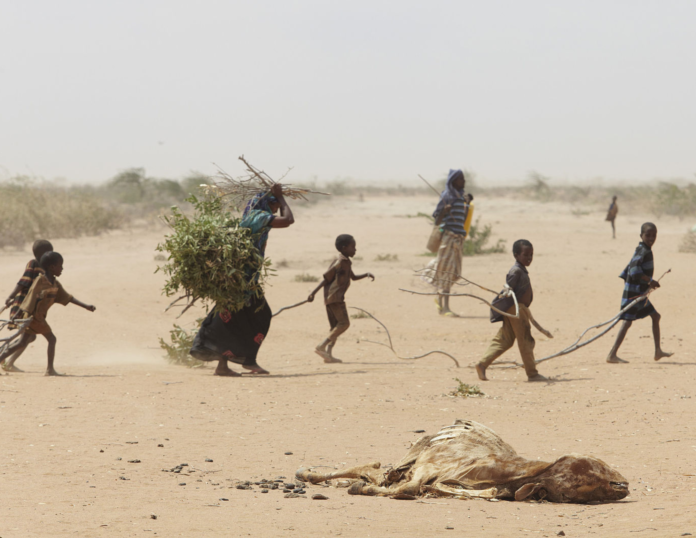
xmin=243 ymin=192 xmax=278 ymax=217
xmin=433 ymin=169 xmax=465 ymax=218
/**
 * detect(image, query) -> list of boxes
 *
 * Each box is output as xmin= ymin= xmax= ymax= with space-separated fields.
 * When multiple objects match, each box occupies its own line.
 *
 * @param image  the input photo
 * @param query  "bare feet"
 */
xmin=214 ymin=365 xmax=241 ymax=377
xmin=527 ymin=374 xmax=548 ymax=382
xmin=45 ymin=368 xmax=63 ymax=376
xmin=475 ymin=364 xmax=488 ymax=381
xmin=440 ymin=310 xmax=459 ymax=318
xmin=315 ymin=349 xmax=342 ymax=363
xmin=243 ymin=365 xmax=270 ymax=375
xmin=3 ymin=364 xmax=24 ymax=373
xmin=654 ymin=350 xmax=673 ymax=361
xmin=606 ymin=356 xmax=629 ymax=364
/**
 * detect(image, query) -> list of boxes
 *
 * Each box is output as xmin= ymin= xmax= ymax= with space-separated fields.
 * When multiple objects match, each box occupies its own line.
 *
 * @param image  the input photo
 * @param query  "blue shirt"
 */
xmin=442 ymin=198 xmax=468 ymax=236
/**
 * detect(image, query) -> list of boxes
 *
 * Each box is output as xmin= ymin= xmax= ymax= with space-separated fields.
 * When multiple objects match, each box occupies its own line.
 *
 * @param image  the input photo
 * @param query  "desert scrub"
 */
xmin=294 ymin=273 xmax=319 ymax=282
xmin=462 ymin=219 xmax=506 ymax=256
xmin=350 ymin=311 xmax=370 ymax=319
xmin=156 ymin=193 xmax=272 ymax=313
xmin=159 ymin=321 xmax=205 ymax=368
xmin=374 ymin=253 xmax=399 ymax=262
xmin=652 ymin=182 xmax=696 ymax=219
xmin=450 ymin=378 xmax=484 ymax=398
xmin=679 ymin=230 xmax=696 ymax=253
xmin=0 ymin=177 xmax=122 ymax=248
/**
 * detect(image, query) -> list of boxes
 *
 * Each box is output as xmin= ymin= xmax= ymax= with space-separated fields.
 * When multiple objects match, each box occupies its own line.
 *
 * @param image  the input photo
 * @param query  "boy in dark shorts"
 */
xmin=476 ymin=239 xmax=548 ymax=382
xmin=307 ymin=234 xmax=374 ymax=363
xmin=2 ymin=239 xmax=53 ymax=371
xmin=606 ymin=222 xmax=672 ymax=363
xmin=0 ymin=252 xmax=96 ymax=376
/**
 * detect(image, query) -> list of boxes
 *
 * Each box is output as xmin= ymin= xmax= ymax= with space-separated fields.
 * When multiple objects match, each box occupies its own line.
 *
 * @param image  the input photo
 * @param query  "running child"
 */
xmin=606 ymin=222 xmax=672 ymax=363
xmin=0 ymin=252 xmax=96 ymax=376
xmin=476 ymin=239 xmax=547 ymax=382
xmin=307 ymin=234 xmax=374 ymax=363
xmin=1 ymin=239 xmax=53 ymax=372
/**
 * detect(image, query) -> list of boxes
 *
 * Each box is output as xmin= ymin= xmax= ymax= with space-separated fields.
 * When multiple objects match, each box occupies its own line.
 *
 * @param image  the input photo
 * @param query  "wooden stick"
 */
xmin=399 ymin=289 xmax=521 ymax=320
xmin=418 ymin=175 xmax=442 ymax=196
xmin=350 ymin=307 xmax=460 ymax=367
xmin=272 ymin=300 xmax=309 ymax=317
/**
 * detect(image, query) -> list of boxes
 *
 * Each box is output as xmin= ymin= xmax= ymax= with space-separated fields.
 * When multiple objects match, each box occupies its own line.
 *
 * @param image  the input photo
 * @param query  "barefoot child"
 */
xmin=606 ymin=222 xmax=672 ymax=364
xmin=0 ymin=252 xmax=95 ymax=376
xmin=606 ymin=196 xmax=618 ymax=239
xmin=307 ymin=234 xmax=374 ymax=363
xmin=1 ymin=240 xmax=54 ymax=372
xmin=476 ymin=239 xmax=547 ymax=382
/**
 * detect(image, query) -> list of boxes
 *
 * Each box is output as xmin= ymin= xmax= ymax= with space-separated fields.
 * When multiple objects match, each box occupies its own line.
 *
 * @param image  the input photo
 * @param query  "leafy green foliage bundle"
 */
xmin=159 ymin=321 xmax=205 ymax=368
xmin=156 ymin=194 xmax=272 ymax=313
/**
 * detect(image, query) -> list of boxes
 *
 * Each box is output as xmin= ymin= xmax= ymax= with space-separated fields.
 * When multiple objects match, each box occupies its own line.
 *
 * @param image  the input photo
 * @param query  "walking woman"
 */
xmin=190 ymin=184 xmax=294 ymax=376
xmin=422 ymin=169 xmax=469 ymax=316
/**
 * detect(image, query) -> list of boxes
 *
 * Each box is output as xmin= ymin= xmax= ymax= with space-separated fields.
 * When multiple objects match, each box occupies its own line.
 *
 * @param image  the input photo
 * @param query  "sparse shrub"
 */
xmin=651 ymin=182 xmax=696 ymax=220
xmin=450 ymin=378 xmax=484 ymax=398
xmin=350 ymin=311 xmax=369 ymax=319
xmin=375 ymin=254 xmax=399 ymax=262
xmin=294 ymin=273 xmax=319 ymax=282
xmin=420 ymin=251 xmax=437 ymax=257
xmin=525 ymin=171 xmax=553 ymax=202
xmin=159 ymin=321 xmax=205 ymax=368
xmin=276 ymin=259 xmax=290 ymax=268
xmin=0 ymin=177 xmax=122 ymax=248
xmin=679 ymin=230 xmax=696 ymax=253
xmin=462 ymin=219 xmax=506 ymax=256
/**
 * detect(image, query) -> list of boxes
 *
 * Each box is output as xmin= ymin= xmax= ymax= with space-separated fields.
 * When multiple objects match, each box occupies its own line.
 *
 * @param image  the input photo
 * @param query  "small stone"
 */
xmin=205 ymin=458 xmax=213 ymax=462
xmin=179 ymin=483 xmax=186 ymax=486
xmin=445 ymin=526 xmax=454 ymax=530
xmin=312 ymin=494 xmax=328 ymax=500
xmin=150 ymin=514 xmax=157 ymax=520
xmin=283 ymin=489 xmax=291 ymax=493
xmin=261 ymin=489 xmax=269 ymax=493
xmin=284 ymin=492 xmax=301 ymax=498
xmin=557 ymin=532 xmax=566 ymax=537
xmin=126 ymin=441 xmax=138 ymax=444
xmin=128 ymin=459 xmax=141 ymax=463
xmin=116 ymin=458 xmax=122 ymax=461
xmin=119 ymin=476 xmax=129 ymax=481
xmin=180 ymin=463 xmax=189 ymax=467
xmin=219 ymin=498 xmax=229 ymax=501
xmin=285 ymin=483 xmax=296 ymax=489
xmin=414 ymin=430 xmax=426 ymax=433
xmin=296 ymin=490 xmax=306 ymax=495
xmin=99 ymin=449 xmax=104 ymax=453
xmin=158 ymin=444 xmax=164 ymax=448
xmin=276 ymin=476 xmax=286 ymax=480
xmin=284 ymin=452 xmax=293 ymax=455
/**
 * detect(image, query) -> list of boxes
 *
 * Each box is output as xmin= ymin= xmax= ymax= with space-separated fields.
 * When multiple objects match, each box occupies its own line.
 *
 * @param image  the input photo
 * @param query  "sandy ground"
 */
xmin=1 ymin=195 xmax=695 ymax=538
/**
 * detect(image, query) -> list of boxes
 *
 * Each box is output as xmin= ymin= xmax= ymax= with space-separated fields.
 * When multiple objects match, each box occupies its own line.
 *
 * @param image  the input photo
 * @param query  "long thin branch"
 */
xmin=418 ymin=175 xmax=442 ymax=196
xmin=350 ymin=307 xmax=460 ymax=367
xmin=272 ymin=300 xmax=309 ymax=317
xmin=399 ymin=289 xmax=520 ymax=320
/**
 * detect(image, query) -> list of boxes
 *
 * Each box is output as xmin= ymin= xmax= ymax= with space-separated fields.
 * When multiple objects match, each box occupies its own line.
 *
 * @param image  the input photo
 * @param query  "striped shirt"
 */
xmin=442 ymin=197 xmax=469 ymax=236
xmin=618 ymin=242 xmax=656 ymax=320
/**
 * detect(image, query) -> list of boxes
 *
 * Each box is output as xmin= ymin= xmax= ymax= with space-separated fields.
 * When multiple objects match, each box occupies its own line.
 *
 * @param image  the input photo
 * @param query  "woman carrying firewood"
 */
xmin=189 ymin=184 xmax=294 ymax=376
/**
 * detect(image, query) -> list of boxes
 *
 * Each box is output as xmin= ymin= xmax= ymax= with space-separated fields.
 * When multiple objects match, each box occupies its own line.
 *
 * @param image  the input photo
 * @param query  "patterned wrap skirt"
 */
xmin=421 ymin=230 xmax=465 ymax=292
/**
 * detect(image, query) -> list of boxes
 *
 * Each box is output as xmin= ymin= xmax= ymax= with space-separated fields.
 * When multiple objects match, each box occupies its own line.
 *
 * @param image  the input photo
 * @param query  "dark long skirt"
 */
xmin=189 ymin=296 xmax=272 ymax=367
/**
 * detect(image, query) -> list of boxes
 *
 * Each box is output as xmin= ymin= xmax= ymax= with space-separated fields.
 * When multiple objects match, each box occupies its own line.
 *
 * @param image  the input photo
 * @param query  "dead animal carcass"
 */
xmin=296 ymin=419 xmax=629 ymax=504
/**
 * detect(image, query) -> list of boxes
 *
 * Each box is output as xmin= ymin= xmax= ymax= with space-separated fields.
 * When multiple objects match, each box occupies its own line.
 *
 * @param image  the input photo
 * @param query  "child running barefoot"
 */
xmin=307 ymin=234 xmax=374 ymax=363
xmin=0 ymin=252 xmax=95 ymax=376
xmin=1 ymin=240 xmax=53 ymax=372
xmin=606 ymin=222 xmax=672 ymax=364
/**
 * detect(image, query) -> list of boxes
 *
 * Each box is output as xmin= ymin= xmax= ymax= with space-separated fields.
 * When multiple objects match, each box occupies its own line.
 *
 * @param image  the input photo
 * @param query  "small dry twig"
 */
xmin=272 ymin=300 xmax=309 ymax=317
xmin=350 ymin=307 xmax=460 ymax=367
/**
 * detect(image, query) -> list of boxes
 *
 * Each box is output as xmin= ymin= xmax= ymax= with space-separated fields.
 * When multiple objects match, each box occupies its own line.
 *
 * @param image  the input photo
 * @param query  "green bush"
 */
xmin=159 ymin=321 xmax=205 ymax=368
xmin=463 ymin=219 xmax=506 ymax=256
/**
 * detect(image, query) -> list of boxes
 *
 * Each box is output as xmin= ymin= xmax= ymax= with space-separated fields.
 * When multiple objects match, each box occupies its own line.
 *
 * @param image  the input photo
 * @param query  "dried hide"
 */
xmin=296 ymin=419 xmax=629 ymax=504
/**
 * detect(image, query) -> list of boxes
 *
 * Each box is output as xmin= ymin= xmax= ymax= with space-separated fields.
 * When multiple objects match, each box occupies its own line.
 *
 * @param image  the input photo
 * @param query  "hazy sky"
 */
xmin=1 ymin=1 xmax=695 ymax=184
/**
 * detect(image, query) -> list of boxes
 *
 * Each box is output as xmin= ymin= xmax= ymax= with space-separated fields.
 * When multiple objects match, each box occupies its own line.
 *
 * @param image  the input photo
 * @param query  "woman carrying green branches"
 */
xmin=190 ymin=184 xmax=294 ymax=376
xmin=422 ymin=169 xmax=469 ymax=316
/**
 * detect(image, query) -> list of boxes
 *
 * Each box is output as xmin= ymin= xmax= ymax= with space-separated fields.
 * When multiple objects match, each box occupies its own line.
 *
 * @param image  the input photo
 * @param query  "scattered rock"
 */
xmin=261 ymin=489 xmax=269 ymax=493
xmin=283 ymin=489 xmax=291 ymax=493
xmin=414 ymin=430 xmax=426 ymax=433
xmin=116 ymin=458 xmax=122 ymax=461
xmin=100 ymin=449 xmax=104 ymax=453
xmin=128 ymin=459 xmax=141 ymax=464
xmin=219 ymin=498 xmax=229 ymax=501
xmin=284 ymin=493 xmax=302 ymax=498
xmin=158 ymin=444 xmax=164 ymax=448
xmin=296 ymin=490 xmax=306 ymax=495
xmin=119 ymin=476 xmax=129 ymax=481
xmin=150 ymin=514 xmax=157 ymax=520
xmin=205 ymin=458 xmax=213 ymax=462
xmin=557 ymin=532 xmax=566 ymax=537
xmin=285 ymin=483 xmax=296 ymax=489
xmin=284 ymin=452 xmax=293 ymax=455
xmin=445 ymin=526 xmax=454 ymax=530
xmin=236 ymin=484 xmax=252 ymax=490
xmin=179 ymin=483 xmax=186 ymax=486
xmin=312 ymin=494 xmax=328 ymax=500
xmin=126 ymin=441 xmax=138 ymax=444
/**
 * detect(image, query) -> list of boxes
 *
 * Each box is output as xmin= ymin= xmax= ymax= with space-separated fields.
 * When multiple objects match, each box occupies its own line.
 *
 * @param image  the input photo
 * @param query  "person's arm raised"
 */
xmin=269 ymin=184 xmax=295 ymax=228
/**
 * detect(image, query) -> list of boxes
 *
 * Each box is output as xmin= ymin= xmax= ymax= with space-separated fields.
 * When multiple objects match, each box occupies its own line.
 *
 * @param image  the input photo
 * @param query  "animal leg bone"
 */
xmin=296 ymin=462 xmax=383 ymax=485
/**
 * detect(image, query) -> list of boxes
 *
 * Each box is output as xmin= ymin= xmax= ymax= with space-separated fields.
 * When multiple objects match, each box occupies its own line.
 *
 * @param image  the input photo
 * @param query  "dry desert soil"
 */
xmin=1 ymin=195 xmax=695 ymax=537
